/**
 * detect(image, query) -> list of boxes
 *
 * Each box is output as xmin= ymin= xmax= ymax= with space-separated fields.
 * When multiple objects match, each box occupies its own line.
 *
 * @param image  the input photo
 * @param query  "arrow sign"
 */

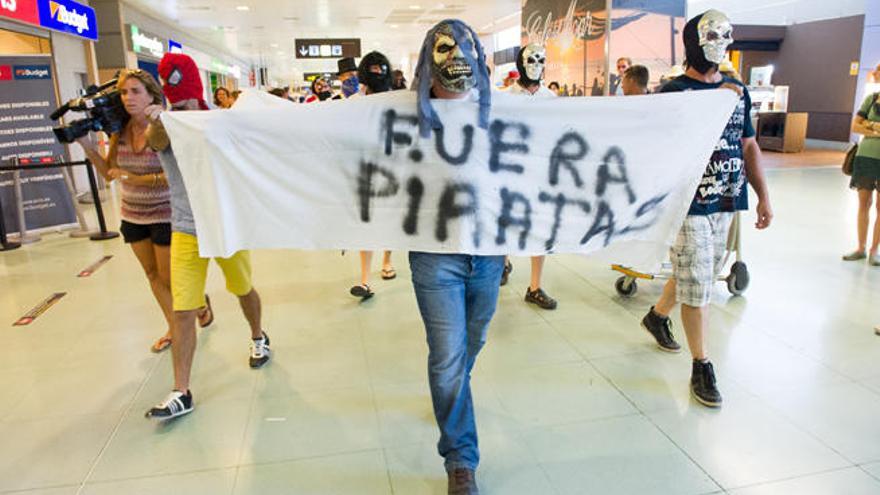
xmin=299 ymin=46 xmax=308 ymax=56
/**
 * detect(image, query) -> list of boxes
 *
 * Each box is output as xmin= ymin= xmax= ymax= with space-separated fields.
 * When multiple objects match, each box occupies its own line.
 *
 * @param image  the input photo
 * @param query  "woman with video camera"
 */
xmin=76 ymin=69 xmax=212 ymax=353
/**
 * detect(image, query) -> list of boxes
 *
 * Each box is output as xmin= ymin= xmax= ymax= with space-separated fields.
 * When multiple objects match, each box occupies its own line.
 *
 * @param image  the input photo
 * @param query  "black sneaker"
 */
xmin=691 ymin=360 xmax=722 ymax=407
xmin=525 ymin=287 xmax=558 ymax=310
xmin=145 ymin=390 xmax=193 ymax=420
xmin=500 ymin=260 xmax=513 ymax=286
xmin=641 ymin=307 xmax=681 ymax=353
xmin=250 ymin=332 xmax=271 ymax=369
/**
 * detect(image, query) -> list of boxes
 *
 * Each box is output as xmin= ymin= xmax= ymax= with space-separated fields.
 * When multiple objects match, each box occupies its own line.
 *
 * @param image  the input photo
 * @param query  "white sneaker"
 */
xmin=249 ymin=332 xmax=271 ymax=369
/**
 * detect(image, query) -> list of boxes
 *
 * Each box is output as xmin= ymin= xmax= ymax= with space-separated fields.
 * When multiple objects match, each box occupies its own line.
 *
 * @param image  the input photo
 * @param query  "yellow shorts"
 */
xmin=170 ymin=232 xmax=253 ymax=311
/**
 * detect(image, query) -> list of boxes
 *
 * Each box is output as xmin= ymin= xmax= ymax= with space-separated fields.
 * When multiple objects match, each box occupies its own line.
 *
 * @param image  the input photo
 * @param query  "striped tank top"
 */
xmin=115 ymin=139 xmax=172 ymax=225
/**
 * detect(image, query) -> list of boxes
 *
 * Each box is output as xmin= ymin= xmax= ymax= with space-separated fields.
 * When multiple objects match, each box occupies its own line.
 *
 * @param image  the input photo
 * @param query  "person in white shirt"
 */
xmin=502 ymin=43 xmax=558 ymax=310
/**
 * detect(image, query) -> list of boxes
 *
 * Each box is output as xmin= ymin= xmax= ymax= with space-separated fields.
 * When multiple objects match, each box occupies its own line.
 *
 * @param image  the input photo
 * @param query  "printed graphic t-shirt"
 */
xmin=660 ymin=75 xmax=755 ymax=215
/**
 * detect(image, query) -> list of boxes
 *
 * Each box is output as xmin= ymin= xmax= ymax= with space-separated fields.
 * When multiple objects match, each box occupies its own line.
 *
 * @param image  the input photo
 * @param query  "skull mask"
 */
xmin=431 ymin=22 xmax=477 ymax=93
xmin=697 ymin=10 xmax=733 ymax=64
xmin=517 ymin=43 xmax=546 ymax=85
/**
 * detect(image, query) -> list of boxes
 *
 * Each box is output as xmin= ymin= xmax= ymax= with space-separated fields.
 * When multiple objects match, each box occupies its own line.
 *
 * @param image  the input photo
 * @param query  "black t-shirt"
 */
xmin=660 ymin=75 xmax=755 ymax=215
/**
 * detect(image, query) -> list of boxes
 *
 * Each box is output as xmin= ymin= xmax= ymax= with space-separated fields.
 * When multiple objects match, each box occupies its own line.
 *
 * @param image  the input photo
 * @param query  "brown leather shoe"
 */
xmin=447 ymin=468 xmax=479 ymax=495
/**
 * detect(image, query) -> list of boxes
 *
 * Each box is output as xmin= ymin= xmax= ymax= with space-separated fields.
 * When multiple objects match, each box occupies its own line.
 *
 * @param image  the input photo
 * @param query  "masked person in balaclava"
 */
xmin=348 ymin=50 xmax=397 ymax=301
xmin=503 ymin=43 xmax=559 ymax=311
xmin=410 ymin=18 xmax=494 ymax=495
xmin=641 ymin=10 xmax=772 ymax=409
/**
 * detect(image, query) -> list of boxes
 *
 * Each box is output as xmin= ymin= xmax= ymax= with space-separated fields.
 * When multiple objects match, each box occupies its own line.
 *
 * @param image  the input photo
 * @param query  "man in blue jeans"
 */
xmin=409 ymin=19 xmax=499 ymax=495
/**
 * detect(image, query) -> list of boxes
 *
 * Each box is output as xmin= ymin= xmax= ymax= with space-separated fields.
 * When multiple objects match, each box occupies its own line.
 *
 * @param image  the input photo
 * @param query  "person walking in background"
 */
xmin=213 ymin=87 xmax=233 ymax=108
xmin=621 ymin=65 xmax=650 ymax=95
xmin=845 ymin=65 xmax=880 ymax=267
xmin=609 ymin=57 xmax=632 ymax=95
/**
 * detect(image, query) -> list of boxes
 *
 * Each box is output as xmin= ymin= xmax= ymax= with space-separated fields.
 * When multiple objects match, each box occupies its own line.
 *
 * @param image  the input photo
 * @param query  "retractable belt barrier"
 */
xmin=0 ymin=159 xmax=118 ymax=251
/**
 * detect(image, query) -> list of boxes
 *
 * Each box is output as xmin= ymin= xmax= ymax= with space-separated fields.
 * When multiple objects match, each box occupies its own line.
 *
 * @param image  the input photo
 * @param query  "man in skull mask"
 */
xmin=640 ymin=10 xmax=773 ymax=408
xmin=504 ymin=43 xmax=558 ymax=311
xmin=349 ymin=50 xmax=397 ymax=300
xmin=411 ymin=18 xmax=494 ymax=495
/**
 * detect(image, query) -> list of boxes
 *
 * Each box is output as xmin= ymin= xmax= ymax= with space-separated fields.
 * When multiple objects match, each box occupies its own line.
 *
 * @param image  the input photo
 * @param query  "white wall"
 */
xmin=51 ymin=32 xmax=92 ymax=193
xmin=687 ymin=0 xmax=865 ymax=25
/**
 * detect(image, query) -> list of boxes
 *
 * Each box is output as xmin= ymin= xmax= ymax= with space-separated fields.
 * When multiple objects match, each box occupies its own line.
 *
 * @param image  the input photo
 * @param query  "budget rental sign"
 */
xmin=1 ymin=0 xmax=97 ymax=41
xmin=0 ymin=0 xmax=40 ymax=26
xmin=37 ymin=0 xmax=97 ymax=40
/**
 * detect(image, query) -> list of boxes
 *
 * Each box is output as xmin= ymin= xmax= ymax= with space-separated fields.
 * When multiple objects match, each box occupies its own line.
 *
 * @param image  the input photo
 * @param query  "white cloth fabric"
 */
xmin=508 ymin=83 xmax=557 ymax=98
xmin=162 ymin=88 xmax=738 ymax=270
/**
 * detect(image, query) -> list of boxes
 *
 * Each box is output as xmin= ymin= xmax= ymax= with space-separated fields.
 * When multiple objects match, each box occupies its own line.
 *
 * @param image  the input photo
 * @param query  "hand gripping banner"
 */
xmin=162 ymin=89 xmax=737 ymax=268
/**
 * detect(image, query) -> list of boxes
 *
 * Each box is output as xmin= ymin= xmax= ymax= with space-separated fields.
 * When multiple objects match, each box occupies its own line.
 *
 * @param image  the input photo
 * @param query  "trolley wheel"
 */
xmin=615 ymin=276 xmax=638 ymax=298
xmin=726 ymin=261 xmax=750 ymax=296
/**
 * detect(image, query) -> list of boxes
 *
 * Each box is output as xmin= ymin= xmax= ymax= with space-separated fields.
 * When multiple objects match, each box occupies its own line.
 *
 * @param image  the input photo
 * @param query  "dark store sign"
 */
xmin=295 ymin=38 xmax=361 ymax=59
xmin=0 ymin=55 xmax=76 ymax=233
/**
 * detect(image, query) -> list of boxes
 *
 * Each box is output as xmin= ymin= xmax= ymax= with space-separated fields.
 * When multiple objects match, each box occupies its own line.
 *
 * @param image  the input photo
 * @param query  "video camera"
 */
xmin=50 ymin=79 xmax=128 ymax=144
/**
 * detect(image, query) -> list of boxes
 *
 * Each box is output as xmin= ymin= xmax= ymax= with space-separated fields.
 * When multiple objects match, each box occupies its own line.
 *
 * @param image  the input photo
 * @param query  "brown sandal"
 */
xmin=198 ymin=295 xmax=214 ymax=328
xmin=151 ymin=335 xmax=172 ymax=353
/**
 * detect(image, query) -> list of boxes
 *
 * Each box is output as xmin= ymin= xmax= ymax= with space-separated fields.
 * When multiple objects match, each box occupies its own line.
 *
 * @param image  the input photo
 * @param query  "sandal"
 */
xmin=350 ymin=284 xmax=374 ymax=300
xmin=197 ymin=295 xmax=214 ymax=328
xmin=381 ymin=267 xmax=397 ymax=280
xmin=151 ymin=335 xmax=172 ymax=353
xmin=500 ymin=259 xmax=513 ymax=286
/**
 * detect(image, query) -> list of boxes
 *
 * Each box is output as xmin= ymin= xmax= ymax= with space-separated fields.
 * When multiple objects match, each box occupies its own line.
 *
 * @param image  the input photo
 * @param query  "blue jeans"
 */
xmin=408 ymin=252 xmax=505 ymax=472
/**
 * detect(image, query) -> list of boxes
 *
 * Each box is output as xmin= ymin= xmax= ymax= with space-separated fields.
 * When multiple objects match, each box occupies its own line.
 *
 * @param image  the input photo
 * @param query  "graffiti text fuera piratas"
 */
xmin=356 ymin=109 xmax=669 ymax=252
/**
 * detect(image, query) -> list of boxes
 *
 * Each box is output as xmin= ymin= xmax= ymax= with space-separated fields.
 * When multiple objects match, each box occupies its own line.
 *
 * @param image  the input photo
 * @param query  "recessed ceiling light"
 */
xmin=236 ymin=5 xmax=250 ymax=11
xmin=390 ymin=24 xmax=399 ymax=28
xmin=270 ymin=43 xmax=279 ymax=48
xmin=409 ymin=4 xmax=422 ymax=9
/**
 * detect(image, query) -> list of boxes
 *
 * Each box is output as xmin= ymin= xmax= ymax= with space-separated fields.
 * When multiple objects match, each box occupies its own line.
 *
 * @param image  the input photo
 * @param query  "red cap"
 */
xmin=507 ymin=70 xmax=519 ymax=79
xmin=158 ymin=53 xmax=208 ymax=108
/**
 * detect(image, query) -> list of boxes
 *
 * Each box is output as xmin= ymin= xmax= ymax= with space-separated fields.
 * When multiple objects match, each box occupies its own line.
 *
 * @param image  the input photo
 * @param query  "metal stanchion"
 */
xmin=10 ymin=166 xmax=41 ymax=244
xmin=0 ymin=186 xmax=21 ymax=251
xmin=61 ymin=166 xmax=96 ymax=238
xmin=84 ymin=159 xmax=118 ymax=241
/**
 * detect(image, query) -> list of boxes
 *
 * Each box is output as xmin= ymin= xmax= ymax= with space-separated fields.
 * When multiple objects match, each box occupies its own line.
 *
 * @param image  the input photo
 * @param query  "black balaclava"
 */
xmin=358 ymin=51 xmax=393 ymax=94
xmin=683 ymin=13 xmax=715 ymax=75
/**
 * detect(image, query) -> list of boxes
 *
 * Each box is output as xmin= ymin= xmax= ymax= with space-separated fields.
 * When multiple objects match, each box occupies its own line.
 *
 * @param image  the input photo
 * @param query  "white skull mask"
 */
xmin=431 ymin=23 xmax=477 ymax=93
xmin=521 ymin=44 xmax=546 ymax=81
xmin=698 ymin=10 xmax=733 ymax=64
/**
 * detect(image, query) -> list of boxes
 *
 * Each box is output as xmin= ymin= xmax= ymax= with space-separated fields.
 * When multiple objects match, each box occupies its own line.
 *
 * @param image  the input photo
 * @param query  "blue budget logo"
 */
xmin=13 ymin=65 xmax=51 ymax=80
xmin=37 ymin=0 xmax=97 ymax=41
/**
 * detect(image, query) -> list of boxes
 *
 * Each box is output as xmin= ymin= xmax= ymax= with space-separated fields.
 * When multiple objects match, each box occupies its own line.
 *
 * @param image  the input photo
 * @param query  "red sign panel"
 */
xmin=0 ymin=0 xmax=41 ymax=26
xmin=0 ymin=65 xmax=12 ymax=81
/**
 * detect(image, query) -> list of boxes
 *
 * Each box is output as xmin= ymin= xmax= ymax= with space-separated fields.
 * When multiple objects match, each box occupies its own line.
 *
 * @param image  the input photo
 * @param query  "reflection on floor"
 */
xmin=761 ymin=147 xmax=846 ymax=169
xmin=1 ymin=167 xmax=879 ymax=495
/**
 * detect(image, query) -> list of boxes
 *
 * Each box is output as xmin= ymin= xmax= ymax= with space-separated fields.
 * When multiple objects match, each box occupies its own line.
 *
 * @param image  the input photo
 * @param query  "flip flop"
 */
xmin=381 ymin=268 xmax=397 ymax=280
xmin=151 ymin=335 xmax=172 ymax=353
xmin=350 ymin=284 xmax=374 ymax=300
xmin=198 ymin=295 xmax=214 ymax=328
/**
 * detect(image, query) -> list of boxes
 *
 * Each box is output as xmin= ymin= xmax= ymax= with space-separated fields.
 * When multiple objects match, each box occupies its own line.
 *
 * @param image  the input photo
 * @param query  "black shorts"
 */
xmin=120 ymin=221 xmax=172 ymax=246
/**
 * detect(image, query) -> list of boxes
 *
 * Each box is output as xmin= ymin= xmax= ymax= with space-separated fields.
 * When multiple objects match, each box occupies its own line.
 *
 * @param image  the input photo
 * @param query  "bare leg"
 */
xmin=172 ymin=310 xmax=198 ymax=392
xmin=529 ymin=256 xmax=545 ymax=292
xmin=871 ymin=193 xmax=880 ymax=255
xmin=238 ymin=289 xmax=263 ymax=339
xmin=359 ymin=251 xmax=373 ymax=286
xmin=857 ymin=189 xmax=873 ymax=253
xmin=130 ymin=239 xmax=174 ymax=340
xmin=653 ymin=279 xmax=678 ymax=317
xmin=382 ymin=251 xmax=393 ymax=271
xmin=681 ymin=303 xmax=708 ymax=360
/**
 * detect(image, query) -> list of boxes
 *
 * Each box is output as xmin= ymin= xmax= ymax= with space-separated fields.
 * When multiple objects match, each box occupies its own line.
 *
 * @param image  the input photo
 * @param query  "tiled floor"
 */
xmin=1 ymin=166 xmax=879 ymax=494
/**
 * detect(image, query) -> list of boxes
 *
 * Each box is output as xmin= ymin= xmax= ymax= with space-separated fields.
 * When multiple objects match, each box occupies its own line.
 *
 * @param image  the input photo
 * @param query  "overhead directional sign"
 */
xmin=295 ymin=38 xmax=361 ymax=59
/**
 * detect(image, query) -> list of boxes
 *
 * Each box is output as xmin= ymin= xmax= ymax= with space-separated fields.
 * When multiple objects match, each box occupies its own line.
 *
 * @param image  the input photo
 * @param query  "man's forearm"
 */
xmin=743 ymin=139 xmax=770 ymax=202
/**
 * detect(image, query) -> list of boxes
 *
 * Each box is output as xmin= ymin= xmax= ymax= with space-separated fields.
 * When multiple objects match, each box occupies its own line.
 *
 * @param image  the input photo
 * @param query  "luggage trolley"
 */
xmin=612 ymin=212 xmax=750 ymax=298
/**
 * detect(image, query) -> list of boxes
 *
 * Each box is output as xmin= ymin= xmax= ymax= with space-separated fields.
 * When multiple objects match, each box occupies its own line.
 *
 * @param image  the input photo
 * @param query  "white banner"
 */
xmin=162 ymin=89 xmax=737 ymax=267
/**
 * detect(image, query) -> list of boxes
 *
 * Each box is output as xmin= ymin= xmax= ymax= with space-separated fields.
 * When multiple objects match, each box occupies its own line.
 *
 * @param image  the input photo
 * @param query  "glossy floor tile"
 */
xmin=1 ymin=166 xmax=879 ymax=494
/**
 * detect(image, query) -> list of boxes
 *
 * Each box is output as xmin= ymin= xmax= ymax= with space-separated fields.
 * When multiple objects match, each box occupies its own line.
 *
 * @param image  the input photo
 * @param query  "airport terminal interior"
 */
xmin=2 ymin=0 xmax=880 ymax=494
